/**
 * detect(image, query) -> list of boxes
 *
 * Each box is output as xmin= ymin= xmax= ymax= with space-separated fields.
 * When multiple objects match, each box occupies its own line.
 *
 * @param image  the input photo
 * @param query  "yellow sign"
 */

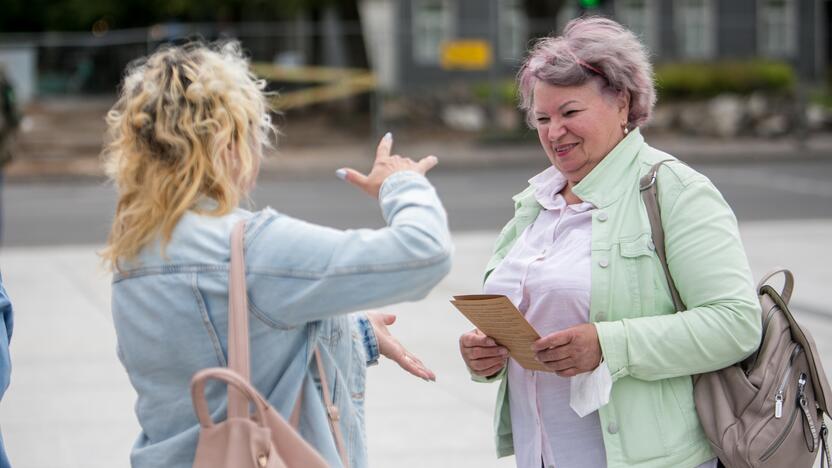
xmin=440 ymin=40 xmax=493 ymax=70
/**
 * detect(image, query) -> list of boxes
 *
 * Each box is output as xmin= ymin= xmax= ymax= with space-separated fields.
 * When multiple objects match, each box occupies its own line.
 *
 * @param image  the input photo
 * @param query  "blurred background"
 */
xmin=0 ymin=1 xmax=831 ymax=467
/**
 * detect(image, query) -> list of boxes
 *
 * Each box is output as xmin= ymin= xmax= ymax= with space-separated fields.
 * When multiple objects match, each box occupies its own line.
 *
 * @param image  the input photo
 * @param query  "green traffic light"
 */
xmin=580 ymin=0 xmax=601 ymax=7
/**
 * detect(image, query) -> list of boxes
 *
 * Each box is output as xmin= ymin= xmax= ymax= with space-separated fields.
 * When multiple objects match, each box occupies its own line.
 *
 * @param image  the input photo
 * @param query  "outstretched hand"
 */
xmin=367 ymin=311 xmax=436 ymax=382
xmin=337 ymin=133 xmax=438 ymax=198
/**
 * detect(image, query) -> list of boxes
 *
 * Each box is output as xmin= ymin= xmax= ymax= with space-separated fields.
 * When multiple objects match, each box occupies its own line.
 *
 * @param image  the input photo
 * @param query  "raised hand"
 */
xmin=336 ymin=132 xmax=438 ymax=198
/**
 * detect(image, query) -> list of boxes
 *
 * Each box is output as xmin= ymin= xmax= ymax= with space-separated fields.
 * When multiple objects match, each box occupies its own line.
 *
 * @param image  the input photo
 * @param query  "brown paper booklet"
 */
xmin=450 ymin=294 xmax=548 ymax=372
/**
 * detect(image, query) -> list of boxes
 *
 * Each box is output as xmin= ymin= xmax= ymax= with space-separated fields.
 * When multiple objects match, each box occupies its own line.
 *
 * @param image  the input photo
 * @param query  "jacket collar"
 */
xmin=512 ymin=128 xmax=645 ymax=210
xmin=572 ymin=128 xmax=644 ymax=208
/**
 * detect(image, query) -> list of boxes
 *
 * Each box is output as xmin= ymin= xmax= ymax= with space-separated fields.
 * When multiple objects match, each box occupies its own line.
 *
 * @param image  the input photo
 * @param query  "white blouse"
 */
xmin=483 ymin=167 xmax=717 ymax=468
xmin=484 ymin=167 xmax=605 ymax=468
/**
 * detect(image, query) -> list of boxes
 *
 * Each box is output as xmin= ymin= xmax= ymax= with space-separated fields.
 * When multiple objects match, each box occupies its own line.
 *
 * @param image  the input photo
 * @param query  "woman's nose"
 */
xmin=548 ymin=122 xmax=567 ymax=141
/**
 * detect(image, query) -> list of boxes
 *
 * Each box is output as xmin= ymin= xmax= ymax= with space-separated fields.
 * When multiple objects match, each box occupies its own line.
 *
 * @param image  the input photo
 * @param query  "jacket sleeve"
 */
xmin=595 ymin=173 xmax=762 ymax=382
xmin=244 ymin=171 xmax=453 ymax=328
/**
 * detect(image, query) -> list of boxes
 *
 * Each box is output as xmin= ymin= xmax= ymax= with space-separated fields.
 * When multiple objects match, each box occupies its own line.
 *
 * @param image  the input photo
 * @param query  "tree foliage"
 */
xmin=0 ymin=0 xmax=359 ymax=32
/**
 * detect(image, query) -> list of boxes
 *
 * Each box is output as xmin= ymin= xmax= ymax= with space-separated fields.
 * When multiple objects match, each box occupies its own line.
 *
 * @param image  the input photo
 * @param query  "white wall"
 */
xmin=359 ymin=0 xmax=397 ymax=92
xmin=0 ymin=44 xmax=37 ymax=105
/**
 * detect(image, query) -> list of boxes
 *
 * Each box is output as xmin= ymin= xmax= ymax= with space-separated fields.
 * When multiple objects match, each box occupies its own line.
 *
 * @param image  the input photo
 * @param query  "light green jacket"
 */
xmin=476 ymin=129 xmax=761 ymax=467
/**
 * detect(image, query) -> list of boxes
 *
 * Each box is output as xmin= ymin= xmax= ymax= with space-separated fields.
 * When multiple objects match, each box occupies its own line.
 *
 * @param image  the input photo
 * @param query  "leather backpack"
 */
xmin=190 ymin=220 xmax=347 ymax=468
xmin=641 ymin=161 xmax=831 ymax=468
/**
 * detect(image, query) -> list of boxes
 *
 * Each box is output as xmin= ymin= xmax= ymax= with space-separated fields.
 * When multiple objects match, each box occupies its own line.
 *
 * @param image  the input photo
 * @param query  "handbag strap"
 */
xmin=228 ymin=219 xmax=349 ymax=467
xmin=227 ymin=219 xmax=251 ymax=418
xmin=639 ymin=160 xmax=686 ymax=312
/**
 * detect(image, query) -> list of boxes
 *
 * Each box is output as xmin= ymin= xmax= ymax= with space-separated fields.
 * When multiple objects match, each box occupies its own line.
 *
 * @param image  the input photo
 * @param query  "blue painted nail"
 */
xmin=335 ymin=168 xmax=347 ymax=181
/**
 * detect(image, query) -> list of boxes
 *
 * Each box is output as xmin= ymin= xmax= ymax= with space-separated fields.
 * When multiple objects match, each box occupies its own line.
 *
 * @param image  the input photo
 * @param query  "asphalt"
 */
xmin=4 ymin=96 xmax=832 ymax=182
xmin=0 ymin=222 xmax=831 ymax=468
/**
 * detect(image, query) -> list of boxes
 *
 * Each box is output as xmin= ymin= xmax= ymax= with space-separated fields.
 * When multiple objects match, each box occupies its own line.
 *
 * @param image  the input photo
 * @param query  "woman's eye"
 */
xmin=563 ymin=109 xmax=579 ymax=117
xmin=536 ymin=117 xmax=550 ymax=124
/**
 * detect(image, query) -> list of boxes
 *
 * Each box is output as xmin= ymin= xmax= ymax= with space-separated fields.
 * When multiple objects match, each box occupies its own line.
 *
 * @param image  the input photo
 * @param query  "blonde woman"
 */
xmin=102 ymin=42 xmax=452 ymax=468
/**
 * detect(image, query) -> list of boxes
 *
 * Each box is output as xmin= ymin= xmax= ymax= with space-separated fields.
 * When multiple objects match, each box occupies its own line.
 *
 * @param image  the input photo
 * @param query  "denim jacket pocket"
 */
xmin=618 ymin=235 xmax=657 ymax=316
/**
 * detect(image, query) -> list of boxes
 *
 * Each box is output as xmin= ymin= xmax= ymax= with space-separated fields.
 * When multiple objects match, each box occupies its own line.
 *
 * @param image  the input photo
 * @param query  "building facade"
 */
xmin=386 ymin=0 xmax=827 ymax=90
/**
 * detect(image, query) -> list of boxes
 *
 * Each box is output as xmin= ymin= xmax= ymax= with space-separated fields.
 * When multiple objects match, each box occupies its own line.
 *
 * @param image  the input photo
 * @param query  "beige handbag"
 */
xmin=641 ymin=161 xmax=831 ymax=468
xmin=190 ymin=220 xmax=348 ymax=468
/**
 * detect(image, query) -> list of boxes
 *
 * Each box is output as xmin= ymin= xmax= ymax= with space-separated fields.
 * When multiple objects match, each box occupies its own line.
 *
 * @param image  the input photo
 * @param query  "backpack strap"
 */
xmin=639 ymin=160 xmax=686 ymax=312
xmin=314 ymin=347 xmax=349 ymax=467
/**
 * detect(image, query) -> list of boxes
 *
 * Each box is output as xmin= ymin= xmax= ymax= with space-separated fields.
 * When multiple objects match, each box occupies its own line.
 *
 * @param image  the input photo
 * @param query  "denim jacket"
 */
xmin=111 ymin=171 xmax=452 ymax=468
xmin=475 ymin=129 xmax=760 ymax=467
xmin=0 ymin=272 xmax=12 ymax=468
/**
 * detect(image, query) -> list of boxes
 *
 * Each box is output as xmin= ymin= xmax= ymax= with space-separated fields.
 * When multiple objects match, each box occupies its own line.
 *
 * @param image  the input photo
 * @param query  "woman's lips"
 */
xmin=555 ymin=142 xmax=579 ymax=157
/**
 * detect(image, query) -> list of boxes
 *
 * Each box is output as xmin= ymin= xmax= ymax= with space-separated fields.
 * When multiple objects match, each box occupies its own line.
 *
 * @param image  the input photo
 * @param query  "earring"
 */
xmin=622 ymin=122 xmax=629 ymax=135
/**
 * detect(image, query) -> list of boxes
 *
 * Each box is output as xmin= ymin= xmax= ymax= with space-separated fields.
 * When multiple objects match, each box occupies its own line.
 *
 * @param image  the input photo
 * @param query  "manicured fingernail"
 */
xmin=500 ymin=349 xmax=508 ymax=356
xmin=383 ymin=132 xmax=392 ymax=141
xmin=335 ymin=168 xmax=347 ymax=180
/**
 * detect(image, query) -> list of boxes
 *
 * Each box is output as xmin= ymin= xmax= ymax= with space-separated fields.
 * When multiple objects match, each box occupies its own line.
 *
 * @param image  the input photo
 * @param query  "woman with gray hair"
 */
xmin=458 ymin=17 xmax=760 ymax=468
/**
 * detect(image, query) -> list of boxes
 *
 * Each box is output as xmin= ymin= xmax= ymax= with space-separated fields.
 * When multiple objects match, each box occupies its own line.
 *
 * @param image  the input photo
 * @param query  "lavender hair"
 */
xmin=517 ymin=16 xmax=656 ymax=129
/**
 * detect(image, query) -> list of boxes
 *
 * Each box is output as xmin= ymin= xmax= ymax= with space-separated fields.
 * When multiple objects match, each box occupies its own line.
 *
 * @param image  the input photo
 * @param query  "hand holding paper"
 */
xmin=531 ymin=323 xmax=603 ymax=378
xmin=451 ymin=295 xmax=548 ymax=372
xmin=459 ymin=329 xmax=509 ymax=377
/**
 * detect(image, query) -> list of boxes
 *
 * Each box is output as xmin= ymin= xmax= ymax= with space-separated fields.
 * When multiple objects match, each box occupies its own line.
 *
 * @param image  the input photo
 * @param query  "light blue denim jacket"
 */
xmin=111 ymin=171 xmax=453 ymax=468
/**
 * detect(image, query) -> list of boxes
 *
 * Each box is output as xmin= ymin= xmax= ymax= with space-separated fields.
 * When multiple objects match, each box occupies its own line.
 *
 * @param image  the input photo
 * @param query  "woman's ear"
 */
xmin=617 ymin=90 xmax=631 ymax=118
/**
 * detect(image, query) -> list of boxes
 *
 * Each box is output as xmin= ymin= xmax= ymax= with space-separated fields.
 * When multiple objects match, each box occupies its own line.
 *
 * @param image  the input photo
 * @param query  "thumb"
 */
xmin=415 ymin=155 xmax=438 ymax=174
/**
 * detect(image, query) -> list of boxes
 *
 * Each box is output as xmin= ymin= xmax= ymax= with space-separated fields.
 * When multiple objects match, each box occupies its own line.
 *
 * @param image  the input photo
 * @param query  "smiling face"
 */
xmin=533 ymin=79 xmax=629 ymax=186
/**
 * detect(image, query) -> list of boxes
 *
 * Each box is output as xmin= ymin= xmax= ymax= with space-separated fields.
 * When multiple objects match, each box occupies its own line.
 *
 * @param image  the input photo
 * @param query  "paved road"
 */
xmin=0 ymin=222 xmax=831 ymax=468
xmin=4 ymin=159 xmax=832 ymax=247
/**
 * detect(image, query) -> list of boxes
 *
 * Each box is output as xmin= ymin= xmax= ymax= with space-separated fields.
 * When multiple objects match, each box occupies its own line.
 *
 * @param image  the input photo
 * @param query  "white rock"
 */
xmin=440 ymin=104 xmax=486 ymax=132
xmin=709 ymin=94 xmax=744 ymax=138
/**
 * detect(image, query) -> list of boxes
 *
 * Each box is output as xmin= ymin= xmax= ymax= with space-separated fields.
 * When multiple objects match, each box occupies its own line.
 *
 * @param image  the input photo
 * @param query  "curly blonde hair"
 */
xmin=101 ymin=41 xmax=274 ymax=270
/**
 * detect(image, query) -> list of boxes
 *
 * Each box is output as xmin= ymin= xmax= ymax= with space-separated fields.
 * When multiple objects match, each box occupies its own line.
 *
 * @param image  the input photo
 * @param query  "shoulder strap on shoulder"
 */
xmin=639 ymin=160 xmax=686 ymax=312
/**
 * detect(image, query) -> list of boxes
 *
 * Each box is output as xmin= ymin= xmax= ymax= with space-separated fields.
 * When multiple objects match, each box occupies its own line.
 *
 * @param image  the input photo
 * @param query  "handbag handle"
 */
xmin=227 ymin=219 xmax=350 ymax=467
xmin=191 ymin=367 xmax=269 ymax=429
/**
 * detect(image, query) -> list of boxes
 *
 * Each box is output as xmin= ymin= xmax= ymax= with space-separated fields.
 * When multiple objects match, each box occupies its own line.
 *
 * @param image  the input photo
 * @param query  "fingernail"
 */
xmin=335 ymin=168 xmax=347 ymax=180
xmin=500 ymin=349 xmax=508 ymax=356
xmin=383 ymin=132 xmax=392 ymax=141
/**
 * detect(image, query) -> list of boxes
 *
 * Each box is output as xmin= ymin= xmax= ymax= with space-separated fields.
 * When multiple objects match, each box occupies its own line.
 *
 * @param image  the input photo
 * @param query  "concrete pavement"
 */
xmin=0 ymin=221 xmax=831 ymax=468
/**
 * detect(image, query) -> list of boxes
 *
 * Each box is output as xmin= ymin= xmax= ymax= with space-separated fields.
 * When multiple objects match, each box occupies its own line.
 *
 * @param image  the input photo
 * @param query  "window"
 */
xmin=758 ymin=0 xmax=796 ymax=57
xmin=498 ymin=0 xmax=528 ymax=61
xmin=675 ymin=0 xmax=716 ymax=59
xmin=412 ymin=0 xmax=454 ymax=65
xmin=616 ymin=0 xmax=659 ymax=54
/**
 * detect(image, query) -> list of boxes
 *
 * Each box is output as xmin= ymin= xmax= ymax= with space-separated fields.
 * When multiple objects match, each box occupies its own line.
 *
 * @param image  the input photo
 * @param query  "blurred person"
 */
xmin=0 ymin=67 xmax=21 ymax=245
xmin=101 ymin=41 xmax=451 ymax=468
xmin=0 ymin=271 xmax=12 ymax=468
xmin=457 ymin=17 xmax=760 ymax=468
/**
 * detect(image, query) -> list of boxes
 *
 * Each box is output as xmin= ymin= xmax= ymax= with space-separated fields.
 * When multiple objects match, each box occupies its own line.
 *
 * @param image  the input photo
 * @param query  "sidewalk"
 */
xmin=5 ymin=97 xmax=832 ymax=181
xmin=0 ymin=221 xmax=830 ymax=468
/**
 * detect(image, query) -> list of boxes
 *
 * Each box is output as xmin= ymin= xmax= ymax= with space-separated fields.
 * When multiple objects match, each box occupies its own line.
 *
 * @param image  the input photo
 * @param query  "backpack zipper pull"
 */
xmin=775 ymin=393 xmax=784 ymax=418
